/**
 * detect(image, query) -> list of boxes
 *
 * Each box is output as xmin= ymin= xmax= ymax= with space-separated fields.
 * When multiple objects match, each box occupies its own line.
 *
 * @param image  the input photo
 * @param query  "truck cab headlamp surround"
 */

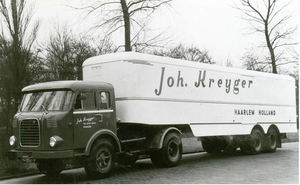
xmin=49 ymin=136 xmax=63 ymax=147
xmin=9 ymin=135 xmax=16 ymax=146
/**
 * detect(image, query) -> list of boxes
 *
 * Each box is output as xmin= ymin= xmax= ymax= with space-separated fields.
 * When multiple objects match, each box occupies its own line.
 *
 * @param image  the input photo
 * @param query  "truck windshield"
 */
xmin=20 ymin=90 xmax=73 ymax=112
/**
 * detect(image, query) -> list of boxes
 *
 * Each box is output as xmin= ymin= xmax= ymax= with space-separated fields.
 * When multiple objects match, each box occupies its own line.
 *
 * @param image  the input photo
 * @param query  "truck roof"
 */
xmin=22 ymin=81 xmax=113 ymax=92
xmin=83 ymin=52 xmax=294 ymax=81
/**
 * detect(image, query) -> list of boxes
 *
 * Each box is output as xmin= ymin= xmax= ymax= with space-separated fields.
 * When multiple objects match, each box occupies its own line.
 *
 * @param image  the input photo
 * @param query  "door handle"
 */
xmin=95 ymin=114 xmax=103 ymax=122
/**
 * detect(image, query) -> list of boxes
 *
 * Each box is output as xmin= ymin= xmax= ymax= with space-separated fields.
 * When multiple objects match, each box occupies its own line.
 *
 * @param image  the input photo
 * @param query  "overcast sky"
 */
xmin=34 ymin=0 xmax=299 ymax=67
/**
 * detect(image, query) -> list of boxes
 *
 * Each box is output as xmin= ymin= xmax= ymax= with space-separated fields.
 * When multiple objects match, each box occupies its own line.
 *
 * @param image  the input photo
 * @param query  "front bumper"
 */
xmin=8 ymin=149 xmax=74 ymax=160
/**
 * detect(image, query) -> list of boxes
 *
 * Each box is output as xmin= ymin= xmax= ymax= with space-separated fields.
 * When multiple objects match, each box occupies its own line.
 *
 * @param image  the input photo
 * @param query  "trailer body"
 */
xmin=82 ymin=52 xmax=296 ymax=136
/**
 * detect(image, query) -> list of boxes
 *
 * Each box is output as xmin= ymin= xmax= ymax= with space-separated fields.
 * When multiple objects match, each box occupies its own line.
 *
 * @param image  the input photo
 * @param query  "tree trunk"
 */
xmin=264 ymin=24 xmax=277 ymax=74
xmin=11 ymin=0 xmax=23 ymax=110
xmin=120 ymin=0 xmax=131 ymax=51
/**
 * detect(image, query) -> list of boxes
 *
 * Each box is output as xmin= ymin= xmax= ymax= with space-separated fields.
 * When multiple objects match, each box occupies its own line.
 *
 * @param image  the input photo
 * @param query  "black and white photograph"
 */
xmin=0 ymin=0 xmax=298 ymax=184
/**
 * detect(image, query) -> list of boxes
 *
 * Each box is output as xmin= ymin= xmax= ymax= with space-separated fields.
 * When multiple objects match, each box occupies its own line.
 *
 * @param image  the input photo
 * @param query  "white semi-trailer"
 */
xmin=83 ymin=52 xmax=296 ymax=136
xmin=9 ymin=52 xmax=297 ymax=179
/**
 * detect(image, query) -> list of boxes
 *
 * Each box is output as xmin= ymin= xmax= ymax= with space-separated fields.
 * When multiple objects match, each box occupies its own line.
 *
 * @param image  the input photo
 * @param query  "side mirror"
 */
xmin=17 ymin=99 xmax=22 ymax=112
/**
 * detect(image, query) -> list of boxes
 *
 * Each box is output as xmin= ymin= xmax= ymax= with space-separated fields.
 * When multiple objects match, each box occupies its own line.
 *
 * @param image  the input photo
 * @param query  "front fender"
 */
xmin=85 ymin=129 xmax=122 ymax=155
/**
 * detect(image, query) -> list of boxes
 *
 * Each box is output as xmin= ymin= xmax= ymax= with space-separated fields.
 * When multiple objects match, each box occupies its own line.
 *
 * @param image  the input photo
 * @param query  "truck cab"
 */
xmin=9 ymin=81 xmax=120 ymax=177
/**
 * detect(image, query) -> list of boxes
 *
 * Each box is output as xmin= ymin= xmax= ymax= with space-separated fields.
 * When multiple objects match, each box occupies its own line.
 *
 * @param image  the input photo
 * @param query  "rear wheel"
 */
xmin=266 ymin=127 xmax=279 ymax=153
xmin=84 ymin=138 xmax=116 ymax=179
xmin=162 ymin=132 xmax=182 ymax=167
xmin=151 ymin=132 xmax=182 ymax=167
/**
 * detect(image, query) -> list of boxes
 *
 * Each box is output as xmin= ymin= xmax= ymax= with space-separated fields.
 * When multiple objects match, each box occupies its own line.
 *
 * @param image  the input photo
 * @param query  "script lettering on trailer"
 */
xmin=155 ymin=67 xmax=253 ymax=96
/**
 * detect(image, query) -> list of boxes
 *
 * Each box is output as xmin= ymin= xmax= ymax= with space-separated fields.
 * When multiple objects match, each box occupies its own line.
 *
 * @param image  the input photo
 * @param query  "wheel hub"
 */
xmin=168 ymin=141 xmax=179 ymax=159
xmin=96 ymin=148 xmax=111 ymax=171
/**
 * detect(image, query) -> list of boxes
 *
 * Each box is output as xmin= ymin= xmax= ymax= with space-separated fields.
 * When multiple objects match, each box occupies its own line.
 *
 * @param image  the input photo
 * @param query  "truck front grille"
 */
xmin=20 ymin=119 xmax=40 ymax=147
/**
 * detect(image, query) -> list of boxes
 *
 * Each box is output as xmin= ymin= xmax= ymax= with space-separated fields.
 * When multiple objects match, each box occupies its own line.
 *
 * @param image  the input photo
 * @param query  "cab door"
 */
xmin=73 ymin=90 xmax=116 ymax=149
xmin=73 ymin=91 xmax=100 ymax=149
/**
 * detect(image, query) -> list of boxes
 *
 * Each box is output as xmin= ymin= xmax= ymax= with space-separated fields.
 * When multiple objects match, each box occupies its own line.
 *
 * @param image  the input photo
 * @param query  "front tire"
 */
xmin=84 ymin=138 xmax=116 ymax=179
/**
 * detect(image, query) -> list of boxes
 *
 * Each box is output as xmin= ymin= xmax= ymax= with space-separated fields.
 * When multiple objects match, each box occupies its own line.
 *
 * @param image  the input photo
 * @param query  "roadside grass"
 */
xmin=0 ymin=128 xmax=38 ymax=179
xmin=1 ymin=157 xmax=31 ymax=174
xmin=0 ymin=127 xmax=38 ymax=178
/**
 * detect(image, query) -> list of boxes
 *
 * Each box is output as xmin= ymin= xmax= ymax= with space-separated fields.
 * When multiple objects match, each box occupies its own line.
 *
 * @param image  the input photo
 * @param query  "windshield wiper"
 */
xmin=41 ymin=104 xmax=49 ymax=114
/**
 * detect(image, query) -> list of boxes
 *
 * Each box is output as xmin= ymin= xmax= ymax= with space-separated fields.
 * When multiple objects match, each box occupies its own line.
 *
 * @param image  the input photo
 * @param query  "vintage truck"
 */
xmin=9 ymin=52 xmax=297 ymax=178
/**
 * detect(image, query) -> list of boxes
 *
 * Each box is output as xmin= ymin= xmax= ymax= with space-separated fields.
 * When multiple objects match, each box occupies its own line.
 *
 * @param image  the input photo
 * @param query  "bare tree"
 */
xmin=154 ymin=44 xmax=215 ymax=64
xmin=43 ymin=26 xmax=114 ymax=81
xmin=0 ymin=0 xmax=39 ymax=133
xmin=241 ymin=49 xmax=271 ymax=71
xmin=77 ymin=0 xmax=172 ymax=52
xmin=236 ymin=0 xmax=298 ymax=74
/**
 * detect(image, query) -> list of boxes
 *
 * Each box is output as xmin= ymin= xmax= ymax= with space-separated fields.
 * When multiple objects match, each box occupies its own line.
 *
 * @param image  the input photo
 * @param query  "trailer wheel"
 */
xmin=84 ymin=138 xmax=116 ymax=179
xmin=160 ymin=132 xmax=182 ymax=167
xmin=241 ymin=128 xmax=263 ymax=155
xmin=35 ymin=159 xmax=65 ymax=177
xmin=249 ymin=128 xmax=264 ymax=154
xmin=266 ymin=127 xmax=279 ymax=153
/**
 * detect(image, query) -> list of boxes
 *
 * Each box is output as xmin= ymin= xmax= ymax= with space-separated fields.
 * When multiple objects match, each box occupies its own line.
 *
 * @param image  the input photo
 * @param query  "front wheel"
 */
xmin=84 ymin=138 xmax=116 ymax=179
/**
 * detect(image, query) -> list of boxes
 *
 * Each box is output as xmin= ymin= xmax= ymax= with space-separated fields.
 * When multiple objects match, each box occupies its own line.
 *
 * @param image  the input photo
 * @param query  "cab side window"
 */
xmin=74 ymin=92 xmax=96 ymax=110
xmin=99 ymin=92 xmax=110 ymax=109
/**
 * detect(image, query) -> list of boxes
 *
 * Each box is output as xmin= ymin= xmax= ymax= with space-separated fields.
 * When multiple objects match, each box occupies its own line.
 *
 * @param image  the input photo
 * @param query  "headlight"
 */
xmin=49 ymin=137 xmax=56 ymax=147
xmin=9 ymin=135 xmax=16 ymax=146
xmin=49 ymin=136 xmax=63 ymax=147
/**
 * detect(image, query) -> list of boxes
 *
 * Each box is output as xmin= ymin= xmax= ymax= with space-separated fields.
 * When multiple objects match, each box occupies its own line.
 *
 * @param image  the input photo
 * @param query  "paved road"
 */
xmin=1 ymin=142 xmax=298 ymax=184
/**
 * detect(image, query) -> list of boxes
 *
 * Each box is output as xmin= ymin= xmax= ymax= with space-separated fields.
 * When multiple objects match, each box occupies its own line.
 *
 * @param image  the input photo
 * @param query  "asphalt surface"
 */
xmin=0 ymin=142 xmax=298 ymax=184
